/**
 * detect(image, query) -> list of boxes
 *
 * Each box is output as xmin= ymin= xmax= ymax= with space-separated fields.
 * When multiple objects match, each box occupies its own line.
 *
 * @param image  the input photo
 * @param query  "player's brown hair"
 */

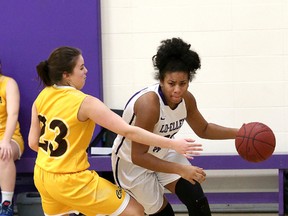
xmin=36 ymin=46 xmax=81 ymax=86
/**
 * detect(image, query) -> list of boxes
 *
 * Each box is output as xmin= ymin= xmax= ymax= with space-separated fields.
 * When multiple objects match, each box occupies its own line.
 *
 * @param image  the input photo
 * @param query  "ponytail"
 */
xmin=36 ymin=60 xmax=52 ymax=86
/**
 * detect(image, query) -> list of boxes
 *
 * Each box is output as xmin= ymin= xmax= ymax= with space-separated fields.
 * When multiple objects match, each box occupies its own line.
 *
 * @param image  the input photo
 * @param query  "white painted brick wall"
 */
xmin=101 ymin=0 xmax=288 ymax=154
xmin=100 ymin=0 xmax=288 ymax=192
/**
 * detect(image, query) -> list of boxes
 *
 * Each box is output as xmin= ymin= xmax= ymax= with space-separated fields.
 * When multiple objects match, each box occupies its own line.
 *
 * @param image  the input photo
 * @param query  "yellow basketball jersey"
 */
xmin=35 ymin=85 xmax=95 ymax=173
xmin=0 ymin=76 xmax=24 ymax=151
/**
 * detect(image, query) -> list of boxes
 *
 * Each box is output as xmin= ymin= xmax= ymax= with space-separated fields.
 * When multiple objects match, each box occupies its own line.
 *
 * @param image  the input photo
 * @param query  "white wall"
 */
xmin=100 ymin=0 xmax=288 ymax=154
xmin=100 ymin=0 xmax=287 ymax=196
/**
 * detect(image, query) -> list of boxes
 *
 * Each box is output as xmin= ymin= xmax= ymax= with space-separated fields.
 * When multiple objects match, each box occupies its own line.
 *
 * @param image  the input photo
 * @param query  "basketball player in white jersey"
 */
xmin=112 ymin=38 xmax=239 ymax=216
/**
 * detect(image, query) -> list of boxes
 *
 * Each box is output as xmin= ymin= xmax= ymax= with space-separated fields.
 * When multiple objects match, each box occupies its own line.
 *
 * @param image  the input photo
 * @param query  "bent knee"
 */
xmin=120 ymin=197 xmax=144 ymax=216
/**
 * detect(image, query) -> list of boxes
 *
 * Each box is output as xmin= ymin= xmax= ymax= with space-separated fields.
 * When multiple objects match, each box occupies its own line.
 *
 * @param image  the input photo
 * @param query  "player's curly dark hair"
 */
xmin=152 ymin=38 xmax=201 ymax=81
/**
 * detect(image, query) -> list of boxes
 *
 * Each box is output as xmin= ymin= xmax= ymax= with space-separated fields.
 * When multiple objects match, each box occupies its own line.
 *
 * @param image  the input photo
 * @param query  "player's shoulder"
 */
xmin=137 ymin=91 xmax=159 ymax=107
xmin=183 ymin=90 xmax=196 ymax=102
xmin=183 ymin=90 xmax=197 ymax=111
xmin=1 ymin=75 xmax=15 ymax=83
xmin=4 ymin=76 xmax=19 ymax=90
xmin=134 ymin=92 xmax=160 ymax=123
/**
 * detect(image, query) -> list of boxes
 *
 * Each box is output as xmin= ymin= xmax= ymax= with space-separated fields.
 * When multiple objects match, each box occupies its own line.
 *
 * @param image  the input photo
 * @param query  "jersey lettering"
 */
xmin=152 ymin=133 xmax=177 ymax=153
xmin=152 ymin=146 xmax=161 ymax=153
xmin=159 ymin=119 xmax=185 ymax=133
xmin=38 ymin=114 xmax=68 ymax=157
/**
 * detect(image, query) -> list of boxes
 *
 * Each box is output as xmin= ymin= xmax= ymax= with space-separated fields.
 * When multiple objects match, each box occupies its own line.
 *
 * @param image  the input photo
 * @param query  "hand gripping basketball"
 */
xmin=235 ymin=122 xmax=276 ymax=162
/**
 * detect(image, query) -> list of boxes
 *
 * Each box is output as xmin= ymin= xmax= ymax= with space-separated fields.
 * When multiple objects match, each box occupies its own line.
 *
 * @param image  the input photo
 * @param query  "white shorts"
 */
xmin=112 ymin=150 xmax=191 ymax=215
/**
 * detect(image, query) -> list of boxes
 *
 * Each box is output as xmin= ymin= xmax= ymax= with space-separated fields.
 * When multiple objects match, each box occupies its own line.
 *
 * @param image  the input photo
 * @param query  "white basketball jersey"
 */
xmin=112 ymin=84 xmax=187 ymax=162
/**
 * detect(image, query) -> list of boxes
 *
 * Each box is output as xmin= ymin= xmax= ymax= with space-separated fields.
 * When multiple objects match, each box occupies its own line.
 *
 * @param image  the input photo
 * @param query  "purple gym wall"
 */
xmin=0 ymin=0 xmax=103 ymax=157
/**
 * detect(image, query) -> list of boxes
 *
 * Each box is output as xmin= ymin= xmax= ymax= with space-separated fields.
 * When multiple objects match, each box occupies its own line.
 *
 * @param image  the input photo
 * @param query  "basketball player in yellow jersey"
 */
xmin=0 ymin=62 xmax=24 ymax=216
xmin=28 ymin=46 xmax=205 ymax=216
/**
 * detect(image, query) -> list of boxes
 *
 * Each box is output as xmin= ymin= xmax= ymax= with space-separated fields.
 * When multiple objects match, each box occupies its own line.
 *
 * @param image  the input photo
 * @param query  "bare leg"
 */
xmin=119 ymin=196 xmax=144 ymax=216
xmin=0 ymin=141 xmax=19 ymax=198
xmin=165 ymin=179 xmax=178 ymax=193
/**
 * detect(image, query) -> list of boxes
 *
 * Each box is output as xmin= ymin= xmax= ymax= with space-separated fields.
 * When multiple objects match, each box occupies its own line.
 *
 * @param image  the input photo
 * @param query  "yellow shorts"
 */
xmin=12 ymin=134 xmax=24 ymax=156
xmin=34 ymin=165 xmax=129 ymax=216
xmin=0 ymin=133 xmax=24 ymax=157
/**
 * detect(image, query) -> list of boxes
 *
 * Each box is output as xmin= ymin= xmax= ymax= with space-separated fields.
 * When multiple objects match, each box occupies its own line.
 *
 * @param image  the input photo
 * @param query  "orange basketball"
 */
xmin=235 ymin=122 xmax=276 ymax=162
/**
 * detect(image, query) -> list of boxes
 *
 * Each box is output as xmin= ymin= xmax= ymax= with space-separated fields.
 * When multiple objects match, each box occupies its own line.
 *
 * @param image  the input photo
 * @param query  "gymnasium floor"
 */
xmin=13 ymin=203 xmax=284 ymax=215
xmin=13 ymin=211 xmax=281 ymax=215
xmin=176 ymin=214 xmax=277 ymax=216
xmin=13 ymin=213 xmax=278 ymax=216
xmin=172 ymin=203 xmax=282 ymax=215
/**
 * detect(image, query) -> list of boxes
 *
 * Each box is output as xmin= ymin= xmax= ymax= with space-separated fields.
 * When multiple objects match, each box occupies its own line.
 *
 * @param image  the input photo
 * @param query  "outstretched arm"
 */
xmin=79 ymin=95 xmax=200 ymax=156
